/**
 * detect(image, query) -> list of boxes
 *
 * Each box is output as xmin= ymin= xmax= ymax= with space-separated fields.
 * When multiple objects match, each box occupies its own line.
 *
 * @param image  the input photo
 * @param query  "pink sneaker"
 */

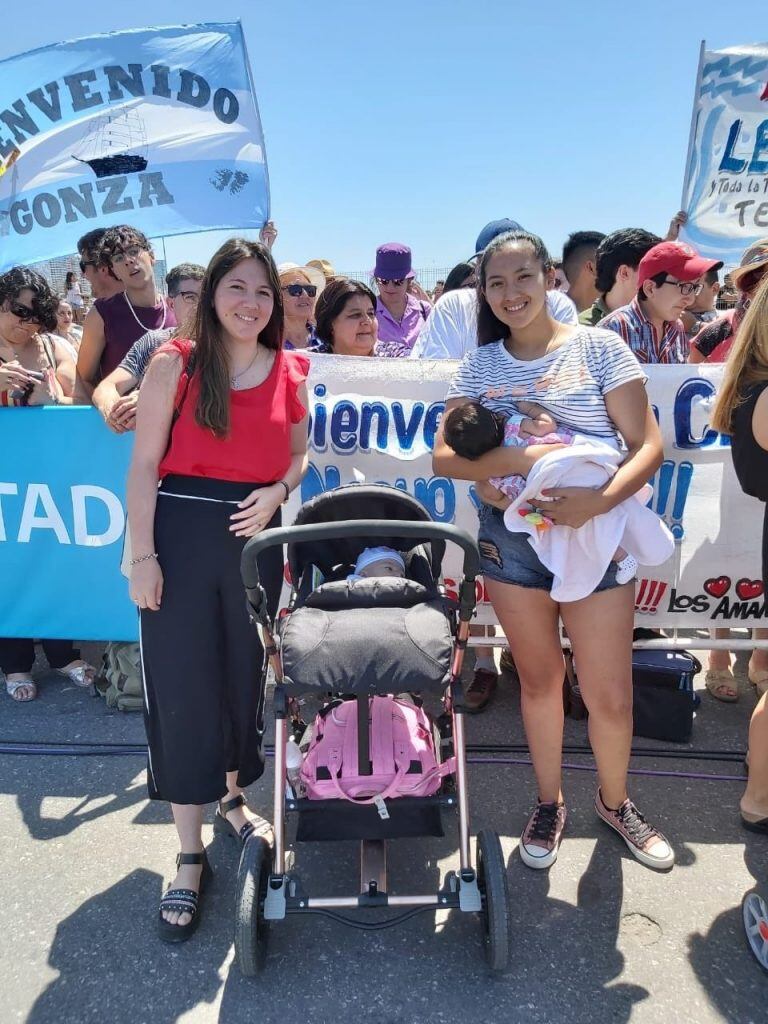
xmin=595 ymin=790 xmax=674 ymax=870
xmin=519 ymin=800 xmax=567 ymax=870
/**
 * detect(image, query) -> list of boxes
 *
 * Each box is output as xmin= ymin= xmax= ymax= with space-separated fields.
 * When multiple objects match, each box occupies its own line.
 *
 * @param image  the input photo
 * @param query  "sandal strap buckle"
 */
xmin=218 ymin=794 xmax=246 ymax=815
xmin=176 ymin=851 xmax=205 ymax=867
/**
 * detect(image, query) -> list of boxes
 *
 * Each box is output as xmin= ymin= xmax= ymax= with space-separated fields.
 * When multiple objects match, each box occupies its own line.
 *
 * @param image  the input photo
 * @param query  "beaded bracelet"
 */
xmin=129 ymin=552 xmax=159 ymax=567
xmin=277 ymin=479 xmax=290 ymax=503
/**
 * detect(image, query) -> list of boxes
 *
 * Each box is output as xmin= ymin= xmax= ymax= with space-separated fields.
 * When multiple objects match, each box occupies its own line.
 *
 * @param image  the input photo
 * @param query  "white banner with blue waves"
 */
xmin=681 ymin=41 xmax=768 ymax=264
xmin=0 ymin=361 xmax=764 ymax=640
xmin=0 ymin=22 xmax=269 ymax=269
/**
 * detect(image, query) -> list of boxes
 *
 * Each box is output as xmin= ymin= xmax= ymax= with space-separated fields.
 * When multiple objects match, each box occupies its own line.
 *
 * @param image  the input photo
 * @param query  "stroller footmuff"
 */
xmin=280 ymin=577 xmax=452 ymax=697
xmin=236 ymin=484 xmax=511 ymax=975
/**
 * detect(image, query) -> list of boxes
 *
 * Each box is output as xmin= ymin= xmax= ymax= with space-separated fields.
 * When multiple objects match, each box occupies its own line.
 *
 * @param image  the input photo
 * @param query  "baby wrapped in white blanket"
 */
xmin=442 ymin=400 xmax=674 ymax=602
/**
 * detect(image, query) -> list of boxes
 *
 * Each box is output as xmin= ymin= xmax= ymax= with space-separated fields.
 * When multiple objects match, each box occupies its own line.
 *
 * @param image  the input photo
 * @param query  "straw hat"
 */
xmin=306 ymin=258 xmax=336 ymax=282
xmin=731 ymin=238 xmax=768 ymax=290
xmin=277 ymin=262 xmax=326 ymax=294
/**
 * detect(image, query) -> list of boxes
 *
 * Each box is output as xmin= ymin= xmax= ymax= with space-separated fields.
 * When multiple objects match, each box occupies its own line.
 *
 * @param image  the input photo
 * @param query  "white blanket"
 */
xmin=502 ymin=436 xmax=675 ymax=602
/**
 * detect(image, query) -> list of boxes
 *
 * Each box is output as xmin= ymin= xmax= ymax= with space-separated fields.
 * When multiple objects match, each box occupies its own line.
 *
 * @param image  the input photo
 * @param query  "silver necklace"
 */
xmin=124 ymin=291 xmax=167 ymax=332
xmin=231 ymin=347 xmax=260 ymax=389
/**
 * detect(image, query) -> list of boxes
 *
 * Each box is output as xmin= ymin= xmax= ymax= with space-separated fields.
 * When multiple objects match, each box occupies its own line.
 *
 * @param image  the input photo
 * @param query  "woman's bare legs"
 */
xmin=484 ymin=579 xmax=565 ymax=803
xmin=749 ymin=628 xmax=768 ymax=684
xmin=162 ymin=771 xmax=269 ymax=927
xmin=708 ymin=628 xmax=732 ymax=673
xmin=218 ymin=770 xmax=270 ymax=833
xmin=221 ymin=771 xmax=249 ymax=830
xmin=560 ymin=584 xmax=635 ymax=809
xmin=162 ymin=803 xmax=205 ymax=927
xmin=561 ymin=583 xmax=673 ymax=867
xmin=741 ymin=692 xmax=768 ymax=822
xmin=706 ymin=629 xmax=738 ymax=701
xmin=707 ymin=628 xmax=768 ymax=698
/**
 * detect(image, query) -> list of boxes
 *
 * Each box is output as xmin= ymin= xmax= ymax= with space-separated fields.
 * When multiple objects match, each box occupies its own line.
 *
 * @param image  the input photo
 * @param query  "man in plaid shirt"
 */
xmin=598 ymin=241 xmax=722 ymax=364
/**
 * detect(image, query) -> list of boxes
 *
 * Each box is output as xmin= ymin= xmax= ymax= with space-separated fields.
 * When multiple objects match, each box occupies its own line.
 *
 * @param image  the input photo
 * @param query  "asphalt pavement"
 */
xmin=1 ymin=642 xmax=766 ymax=1024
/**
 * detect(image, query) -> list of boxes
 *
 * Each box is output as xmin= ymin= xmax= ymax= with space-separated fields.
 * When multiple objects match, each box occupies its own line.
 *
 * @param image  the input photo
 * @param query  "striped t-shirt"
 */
xmin=445 ymin=328 xmax=646 ymax=440
xmin=118 ymin=327 xmax=174 ymax=381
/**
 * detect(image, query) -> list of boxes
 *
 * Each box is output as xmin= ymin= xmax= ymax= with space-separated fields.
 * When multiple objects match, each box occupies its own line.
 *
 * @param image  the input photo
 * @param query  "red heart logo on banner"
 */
xmin=704 ymin=576 xmax=731 ymax=598
xmin=736 ymin=579 xmax=764 ymax=601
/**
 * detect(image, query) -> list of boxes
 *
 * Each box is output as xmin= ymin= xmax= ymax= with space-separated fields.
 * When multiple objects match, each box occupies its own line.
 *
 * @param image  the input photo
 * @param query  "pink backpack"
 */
xmin=300 ymin=696 xmax=455 ymax=809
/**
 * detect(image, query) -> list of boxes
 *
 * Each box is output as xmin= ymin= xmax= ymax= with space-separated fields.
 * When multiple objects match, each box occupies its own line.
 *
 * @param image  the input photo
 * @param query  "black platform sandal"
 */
xmin=157 ymin=851 xmax=212 ymax=943
xmin=213 ymin=794 xmax=272 ymax=844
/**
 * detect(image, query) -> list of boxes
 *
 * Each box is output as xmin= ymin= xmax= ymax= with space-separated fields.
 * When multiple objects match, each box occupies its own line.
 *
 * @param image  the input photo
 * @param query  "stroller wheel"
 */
xmin=235 ymin=837 xmax=271 ymax=976
xmin=476 ymin=829 xmax=511 ymax=972
xmin=742 ymin=890 xmax=768 ymax=972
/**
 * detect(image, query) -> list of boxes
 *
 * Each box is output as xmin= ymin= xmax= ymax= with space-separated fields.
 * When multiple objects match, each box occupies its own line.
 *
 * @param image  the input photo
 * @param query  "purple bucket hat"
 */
xmin=372 ymin=243 xmax=414 ymax=280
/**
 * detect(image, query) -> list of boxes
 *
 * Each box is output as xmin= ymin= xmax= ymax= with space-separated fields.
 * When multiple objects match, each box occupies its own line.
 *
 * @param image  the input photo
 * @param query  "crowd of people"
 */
xmin=2 ymin=212 xmax=768 ymax=941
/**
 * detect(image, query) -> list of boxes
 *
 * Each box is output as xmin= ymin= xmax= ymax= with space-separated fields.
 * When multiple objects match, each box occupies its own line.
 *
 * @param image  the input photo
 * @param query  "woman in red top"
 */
xmin=126 ymin=239 xmax=309 ymax=942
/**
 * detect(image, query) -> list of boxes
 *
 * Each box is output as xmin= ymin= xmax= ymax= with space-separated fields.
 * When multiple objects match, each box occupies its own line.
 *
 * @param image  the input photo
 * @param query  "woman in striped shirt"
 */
xmin=433 ymin=230 xmax=675 ymax=872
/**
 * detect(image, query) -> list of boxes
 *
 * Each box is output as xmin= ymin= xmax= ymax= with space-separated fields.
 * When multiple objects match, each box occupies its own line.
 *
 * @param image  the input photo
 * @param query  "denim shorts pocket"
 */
xmin=476 ymin=502 xmax=491 ymax=527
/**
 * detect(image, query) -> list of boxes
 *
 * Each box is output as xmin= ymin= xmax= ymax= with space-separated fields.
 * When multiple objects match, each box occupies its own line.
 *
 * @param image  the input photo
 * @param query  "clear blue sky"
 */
xmin=3 ymin=3 xmax=767 ymax=275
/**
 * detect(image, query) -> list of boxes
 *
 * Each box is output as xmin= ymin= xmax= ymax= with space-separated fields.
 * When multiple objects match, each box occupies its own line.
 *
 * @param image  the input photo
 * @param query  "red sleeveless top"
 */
xmin=158 ymin=339 xmax=309 ymax=483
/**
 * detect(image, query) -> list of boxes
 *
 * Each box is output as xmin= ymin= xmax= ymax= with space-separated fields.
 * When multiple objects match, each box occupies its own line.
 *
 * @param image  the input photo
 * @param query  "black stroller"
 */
xmin=236 ymin=484 xmax=510 ymax=973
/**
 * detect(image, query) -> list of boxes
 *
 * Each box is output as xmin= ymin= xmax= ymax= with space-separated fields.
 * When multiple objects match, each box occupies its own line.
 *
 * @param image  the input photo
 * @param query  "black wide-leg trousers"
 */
xmin=139 ymin=476 xmax=283 ymax=804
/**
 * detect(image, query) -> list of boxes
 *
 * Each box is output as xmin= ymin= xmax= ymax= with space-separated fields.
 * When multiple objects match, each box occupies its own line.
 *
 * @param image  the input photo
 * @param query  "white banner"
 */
xmin=283 ymin=357 xmax=766 ymax=629
xmin=680 ymin=41 xmax=768 ymax=264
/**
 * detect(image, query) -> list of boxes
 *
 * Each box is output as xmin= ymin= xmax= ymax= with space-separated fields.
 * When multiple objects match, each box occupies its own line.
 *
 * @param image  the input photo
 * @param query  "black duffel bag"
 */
xmin=565 ymin=648 xmax=701 ymax=743
xmin=631 ymin=649 xmax=702 ymax=743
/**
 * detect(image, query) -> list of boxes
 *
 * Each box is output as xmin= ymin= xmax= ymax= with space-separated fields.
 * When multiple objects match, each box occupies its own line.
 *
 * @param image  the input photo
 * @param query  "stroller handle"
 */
xmin=241 ymin=519 xmax=481 ymax=591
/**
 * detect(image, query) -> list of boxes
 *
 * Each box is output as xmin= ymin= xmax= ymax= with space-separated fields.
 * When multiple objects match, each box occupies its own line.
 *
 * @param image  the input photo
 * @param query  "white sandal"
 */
xmin=57 ymin=662 xmax=96 ymax=688
xmin=6 ymin=675 xmax=38 ymax=702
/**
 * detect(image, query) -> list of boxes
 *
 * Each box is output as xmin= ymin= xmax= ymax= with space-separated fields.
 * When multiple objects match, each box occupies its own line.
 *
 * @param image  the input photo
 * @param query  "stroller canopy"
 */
xmin=287 ymin=484 xmax=446 ymax=585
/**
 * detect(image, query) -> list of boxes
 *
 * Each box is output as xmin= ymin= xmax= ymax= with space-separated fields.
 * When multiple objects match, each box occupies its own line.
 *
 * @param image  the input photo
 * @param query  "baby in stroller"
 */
xmin=347 ymin=546 xmax=406 ymax=582
xmin=236 ymin=483 xmax=511 ymax=974
xmin=443 ymin=399 xmax=674 ymax=602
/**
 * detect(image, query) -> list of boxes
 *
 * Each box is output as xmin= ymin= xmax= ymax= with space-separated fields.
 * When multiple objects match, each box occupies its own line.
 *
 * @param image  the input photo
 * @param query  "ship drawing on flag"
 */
xmin=72 ymin=110 xmax=148 ymax=178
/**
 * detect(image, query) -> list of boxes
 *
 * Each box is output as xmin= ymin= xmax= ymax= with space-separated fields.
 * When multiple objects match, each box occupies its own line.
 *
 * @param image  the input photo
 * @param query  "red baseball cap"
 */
xmin=637 ymin=241 xmax=722 ymax=287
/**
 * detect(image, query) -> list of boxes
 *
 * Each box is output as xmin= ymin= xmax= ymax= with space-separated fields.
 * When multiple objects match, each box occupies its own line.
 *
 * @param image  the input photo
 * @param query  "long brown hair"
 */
xmin=711 ymin=275 xmax=768 ymax=434
xmin=191 ymin=238 xmax=283 ymax=437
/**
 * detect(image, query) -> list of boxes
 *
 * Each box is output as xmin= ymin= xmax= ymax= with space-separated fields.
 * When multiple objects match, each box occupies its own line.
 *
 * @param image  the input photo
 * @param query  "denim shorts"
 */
xmin=476 ymin=504 xmax=621 ymax=595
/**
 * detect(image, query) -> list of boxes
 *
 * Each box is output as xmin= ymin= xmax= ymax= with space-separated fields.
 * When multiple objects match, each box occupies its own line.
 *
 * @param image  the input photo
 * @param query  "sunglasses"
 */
xmin=660 ymin=278 xmax=703 ymax=297
xmin=376 ymin=278 xmax=405 ymax=287
xmin=8 ymin=300 xmax=39 ymax=322
xmin=282 ymin=283 xmax=317 ymax=297
xmin=111 ymin=244 xmax=147 ymax=265
xmin=79 ymin=260 xmax=95 ymax=273
xmin=739 ymin=266 xmax=768 ymax=294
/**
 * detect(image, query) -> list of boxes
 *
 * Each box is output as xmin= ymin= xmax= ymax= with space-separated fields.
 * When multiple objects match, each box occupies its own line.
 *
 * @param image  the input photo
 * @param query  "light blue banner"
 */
xmin=0 ymin=22 xmax=269 ymax=270
xmin=1 ymin=407 xmax=137 ymax=640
